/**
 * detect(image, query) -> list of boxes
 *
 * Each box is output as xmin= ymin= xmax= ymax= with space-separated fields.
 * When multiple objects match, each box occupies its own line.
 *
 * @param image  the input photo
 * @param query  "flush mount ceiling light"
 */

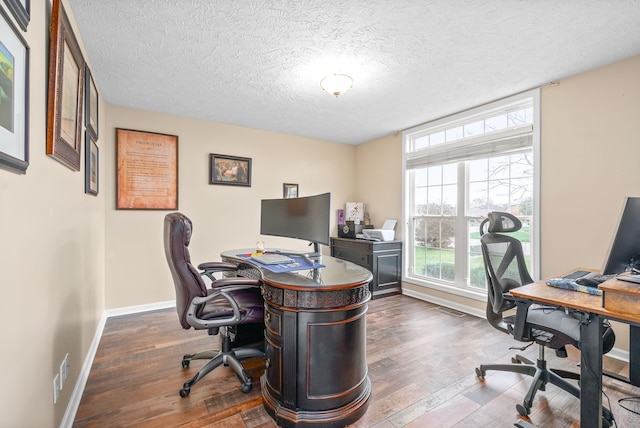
xmin=320 ymin=74 xmax=353 ymax=97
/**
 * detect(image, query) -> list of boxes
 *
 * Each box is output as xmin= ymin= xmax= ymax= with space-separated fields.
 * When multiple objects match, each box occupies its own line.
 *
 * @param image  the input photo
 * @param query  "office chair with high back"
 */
xmin=475 ymin=212 xmax=614 ymax=425
xmin=164 ymin=212 xmax=265 ymax=396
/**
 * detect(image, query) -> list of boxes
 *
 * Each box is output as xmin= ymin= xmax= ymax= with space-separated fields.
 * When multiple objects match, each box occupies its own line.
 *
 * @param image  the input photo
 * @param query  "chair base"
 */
xmin=475 ymin=348 xmax=613 ymax=426
xmin=179 ymin=333 xmax=264 ymax=397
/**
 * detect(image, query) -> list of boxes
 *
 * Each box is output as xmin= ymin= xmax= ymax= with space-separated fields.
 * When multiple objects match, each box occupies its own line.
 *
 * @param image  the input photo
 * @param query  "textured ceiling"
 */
xmin=68 ymin=0 xmax=640 ymax=145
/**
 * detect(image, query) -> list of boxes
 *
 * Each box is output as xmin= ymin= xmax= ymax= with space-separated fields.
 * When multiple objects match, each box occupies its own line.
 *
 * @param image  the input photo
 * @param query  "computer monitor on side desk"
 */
xmin=602 ymin=196 xmax=640 ymax=275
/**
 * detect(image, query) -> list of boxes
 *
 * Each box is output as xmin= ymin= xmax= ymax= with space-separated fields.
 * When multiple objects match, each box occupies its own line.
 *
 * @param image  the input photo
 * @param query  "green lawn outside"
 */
xmin=413 ymin=244 xmax=531 ymax=289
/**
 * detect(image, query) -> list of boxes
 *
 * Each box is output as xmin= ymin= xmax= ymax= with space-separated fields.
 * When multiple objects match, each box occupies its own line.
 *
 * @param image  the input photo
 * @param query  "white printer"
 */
xmin=362 ymin=219 xmax=397 ymax=241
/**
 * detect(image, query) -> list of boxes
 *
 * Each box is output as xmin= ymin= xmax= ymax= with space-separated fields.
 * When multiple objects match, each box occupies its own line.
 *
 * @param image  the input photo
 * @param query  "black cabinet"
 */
xmin=330 ymin=237 xmax=402 ymax=298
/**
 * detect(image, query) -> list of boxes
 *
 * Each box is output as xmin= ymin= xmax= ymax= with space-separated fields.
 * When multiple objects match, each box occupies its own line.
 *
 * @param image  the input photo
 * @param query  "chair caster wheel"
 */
xmin=241 ymin=383 xmax=253 ymax=393
xmin=516 ymin=404 xmax=529 ymax=416
xmin=180 ymin=388 xmax=190 ymax=397
xmin=182 ymin=355 xmax=191 ymax=368
xmin=475 ymin=367 xmax=485 ymax=380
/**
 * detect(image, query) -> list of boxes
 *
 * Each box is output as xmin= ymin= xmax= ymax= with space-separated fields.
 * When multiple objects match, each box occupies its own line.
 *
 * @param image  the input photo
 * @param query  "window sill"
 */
xmin=402 ymin=275 xmax=487 ymax=303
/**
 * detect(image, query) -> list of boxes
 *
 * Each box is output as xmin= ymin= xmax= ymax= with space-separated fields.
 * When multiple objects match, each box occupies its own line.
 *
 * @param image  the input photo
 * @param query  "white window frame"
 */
xmin=401 ymin=89 xmax=541 ymax=301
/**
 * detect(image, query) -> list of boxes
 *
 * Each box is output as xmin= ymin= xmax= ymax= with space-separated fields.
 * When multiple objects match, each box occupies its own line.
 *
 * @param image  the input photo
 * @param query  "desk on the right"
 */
xmin=511 ymin=273 xmax=640 ymax=428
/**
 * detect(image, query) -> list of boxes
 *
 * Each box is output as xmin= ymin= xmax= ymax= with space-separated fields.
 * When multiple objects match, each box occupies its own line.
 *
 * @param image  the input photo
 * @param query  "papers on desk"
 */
xmin=237 ymin=253 xmax=324 ymax=273
xmin=546 ymin=278 xmax=603 ymax=296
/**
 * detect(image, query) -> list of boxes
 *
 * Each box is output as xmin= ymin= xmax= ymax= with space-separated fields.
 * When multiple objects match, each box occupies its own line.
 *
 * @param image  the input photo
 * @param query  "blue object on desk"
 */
xmin=236 ymin=254 xmax=325 ymax=273
xmin=546 ymin=278 xmax=603 ymax=296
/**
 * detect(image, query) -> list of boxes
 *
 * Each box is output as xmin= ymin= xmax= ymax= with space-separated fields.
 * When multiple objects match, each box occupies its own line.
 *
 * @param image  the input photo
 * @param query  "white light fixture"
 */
xmin=320 ymin=74 xmax=353 ymax=97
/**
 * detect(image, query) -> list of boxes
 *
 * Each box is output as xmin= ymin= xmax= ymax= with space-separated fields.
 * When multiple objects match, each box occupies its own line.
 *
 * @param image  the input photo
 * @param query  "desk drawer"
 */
xmin=265 ymin=307 xmax=282 ymax=337
xmin=331 ymin=247 xmax=370 ymax=268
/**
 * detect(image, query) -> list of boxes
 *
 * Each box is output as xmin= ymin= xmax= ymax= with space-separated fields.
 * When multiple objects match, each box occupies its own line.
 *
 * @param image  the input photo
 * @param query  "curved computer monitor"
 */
xmin=602 ymin=196 xmax=640 ymax=275
xmin=260 ymin=192 xmax=331 ymax=254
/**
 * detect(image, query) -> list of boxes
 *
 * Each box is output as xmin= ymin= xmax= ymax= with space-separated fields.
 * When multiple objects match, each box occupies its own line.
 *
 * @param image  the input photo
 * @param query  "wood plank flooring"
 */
xmin=73 ymin=295 xmax=640 ymax=427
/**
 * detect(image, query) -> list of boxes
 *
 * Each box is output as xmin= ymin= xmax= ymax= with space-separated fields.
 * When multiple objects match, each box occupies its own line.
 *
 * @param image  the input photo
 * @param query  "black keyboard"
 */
xmin=562 ymin=270 xmax=614 ymax=284
xmin=563 ymin=270 xmax=591 ymax=280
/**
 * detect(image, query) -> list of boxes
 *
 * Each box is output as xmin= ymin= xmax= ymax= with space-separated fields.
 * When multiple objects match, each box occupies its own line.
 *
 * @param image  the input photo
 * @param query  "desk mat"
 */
xmin=236 ymin=253 xmax=325 ymax=273
xmin=546 ymin=278 xmax=603 ymax=296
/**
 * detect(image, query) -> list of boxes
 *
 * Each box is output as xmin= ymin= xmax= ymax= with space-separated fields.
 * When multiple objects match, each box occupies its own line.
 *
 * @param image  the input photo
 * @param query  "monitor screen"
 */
xmin=260 ymin=192 xmax=331 ymax=247
xmin=602 ymin=196 xmax=640 ymax=275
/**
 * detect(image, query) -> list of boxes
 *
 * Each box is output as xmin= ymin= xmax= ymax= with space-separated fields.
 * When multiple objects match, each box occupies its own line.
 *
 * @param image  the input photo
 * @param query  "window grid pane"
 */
xmin=405 ymin=93 xmax=536 ymax=292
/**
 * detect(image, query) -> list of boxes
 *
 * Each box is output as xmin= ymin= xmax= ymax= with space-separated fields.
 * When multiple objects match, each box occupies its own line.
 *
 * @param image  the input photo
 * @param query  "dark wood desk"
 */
xmin=221 ymin=249 xmax=373 ymax=428
xmin=511 ymin=273 xmax=640 ymax=428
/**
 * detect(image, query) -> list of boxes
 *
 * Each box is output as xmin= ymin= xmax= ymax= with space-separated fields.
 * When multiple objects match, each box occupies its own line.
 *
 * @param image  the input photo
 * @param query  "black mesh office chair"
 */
xmin=475 ymin=212 xmax=614 ymax=424
xmin=164 ymin=212 xmax=265 ymax=396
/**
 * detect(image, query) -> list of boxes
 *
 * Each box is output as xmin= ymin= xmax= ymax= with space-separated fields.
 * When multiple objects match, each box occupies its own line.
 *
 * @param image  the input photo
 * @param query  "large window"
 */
xmin=402 ymin=90 xmax=539 ymax=297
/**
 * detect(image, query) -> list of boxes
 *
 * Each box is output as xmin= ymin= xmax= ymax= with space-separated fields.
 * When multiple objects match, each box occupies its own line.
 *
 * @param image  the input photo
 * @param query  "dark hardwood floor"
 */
xmin=73 ymin=295 xmax=640 ymax=427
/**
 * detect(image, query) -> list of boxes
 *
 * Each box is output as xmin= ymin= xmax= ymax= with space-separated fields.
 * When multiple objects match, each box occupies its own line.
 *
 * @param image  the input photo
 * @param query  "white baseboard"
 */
xmin=59 ymin=301 xmax=176 ymax=428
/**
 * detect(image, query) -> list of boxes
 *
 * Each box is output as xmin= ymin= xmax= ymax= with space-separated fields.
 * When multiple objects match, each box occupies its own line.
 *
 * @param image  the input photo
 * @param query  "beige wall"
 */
xmin=0 ymin=1 xmax=106 ymax=426
xmin=540 ymin=55 xmax=640 ymax=276
xmin=354 ymin=133 xmax=403 ymax=237
xmin=104 ymin=106 xmax=357 ymax=309
xmin=1 ymin=0 xmax=639 ymax=424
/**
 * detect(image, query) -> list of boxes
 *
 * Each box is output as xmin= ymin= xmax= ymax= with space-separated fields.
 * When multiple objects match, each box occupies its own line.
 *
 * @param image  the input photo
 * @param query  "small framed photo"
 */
xmin=0 ymin=5 xmax=29 ymax=174
xmin=85 ymin=65 xmax=98 ymax=141
xmin=283 ymin=183 xmax=298 ymax=198
xmin=209 ymin=153 xmax=251 ymax=187
xmin=84 ymin=131 xmax=98 ymax=196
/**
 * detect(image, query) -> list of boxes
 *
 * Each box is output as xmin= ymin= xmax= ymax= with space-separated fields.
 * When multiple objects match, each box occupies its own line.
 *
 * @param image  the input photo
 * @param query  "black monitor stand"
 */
xmin=265 ymin=242 xmax=323 ymax=265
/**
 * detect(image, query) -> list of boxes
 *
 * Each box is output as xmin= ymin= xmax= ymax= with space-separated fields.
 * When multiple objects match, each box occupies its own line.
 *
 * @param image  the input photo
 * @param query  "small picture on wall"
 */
xmin=209 ymin=153 xmax=251 ymax=186
xmin=283 ymin=183 xmax=298 ymax=198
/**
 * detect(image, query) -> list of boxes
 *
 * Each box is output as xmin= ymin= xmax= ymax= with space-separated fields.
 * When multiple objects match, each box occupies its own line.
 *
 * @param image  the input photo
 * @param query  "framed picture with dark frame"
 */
xmin=283 ymin=183 xmax=298 ymax=198
xmin=0 ymin=5 xmax=29 ymax=174
xmin=46 ymin=0 xmax=85 ymax=171
xmin=3 ymin=0 xmax=30 ymax=32
xmin=84 ymin=65 xmax=98 ymax=141
xmin=116 ymin=128 xmax=178 ymax=210
xmin=84 ymin=131 xmax=98 ymax=196
xmin=209 ymin=154 xmax=251 ymax=187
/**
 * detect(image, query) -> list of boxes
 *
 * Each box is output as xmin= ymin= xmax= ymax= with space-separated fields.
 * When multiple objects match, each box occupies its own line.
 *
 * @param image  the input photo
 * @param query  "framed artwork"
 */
xmin=3 ymin=0 xmax=29 ymax=32
xmin=0 ymin=5 xmax=28 ymax=174
xmin=84 ymin=131 xmax=98 ymax=196
xmin=46 ymin=0 xmax=85 ymax=171
xmin=346 ymin=202 xmax=365 ymax=222
xmin=283 ymin=183 xmax=298 ymax=198
xmin=116 ymin=128 xmax=178 ymax=210
xmin=84 ymin=65 xmax=98 ymax=140
xmin=209 ymin=154 xmax=251 ymax=187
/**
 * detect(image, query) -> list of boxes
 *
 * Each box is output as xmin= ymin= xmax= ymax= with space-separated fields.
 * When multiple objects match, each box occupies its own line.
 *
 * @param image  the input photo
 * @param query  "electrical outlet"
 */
xmin=53 ymin=374 xmax=60 ymax=404
xmin=65 ymin=354 xmax=70 ymax=384
xmin=59 ymin=361 xmax=65 ymax=389
xmin=59 ymin=353 xmax=69 ymax=389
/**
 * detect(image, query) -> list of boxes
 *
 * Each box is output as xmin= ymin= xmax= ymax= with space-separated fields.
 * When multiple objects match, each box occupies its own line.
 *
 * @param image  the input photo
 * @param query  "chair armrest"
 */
xmin=209 ymin=277 xmax=262 ymax=289
xmin=186 ymin=279 xmax=262 ymax=330
xmin=508 ymin=294 xmax=533 ymax=342
xmin=197 ymin=261 xmax=238 ymax=282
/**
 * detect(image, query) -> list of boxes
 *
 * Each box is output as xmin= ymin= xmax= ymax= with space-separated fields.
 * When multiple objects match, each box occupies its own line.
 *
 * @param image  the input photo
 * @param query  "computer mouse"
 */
xmin=576 ymin=277 xmax=600 ymax=288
